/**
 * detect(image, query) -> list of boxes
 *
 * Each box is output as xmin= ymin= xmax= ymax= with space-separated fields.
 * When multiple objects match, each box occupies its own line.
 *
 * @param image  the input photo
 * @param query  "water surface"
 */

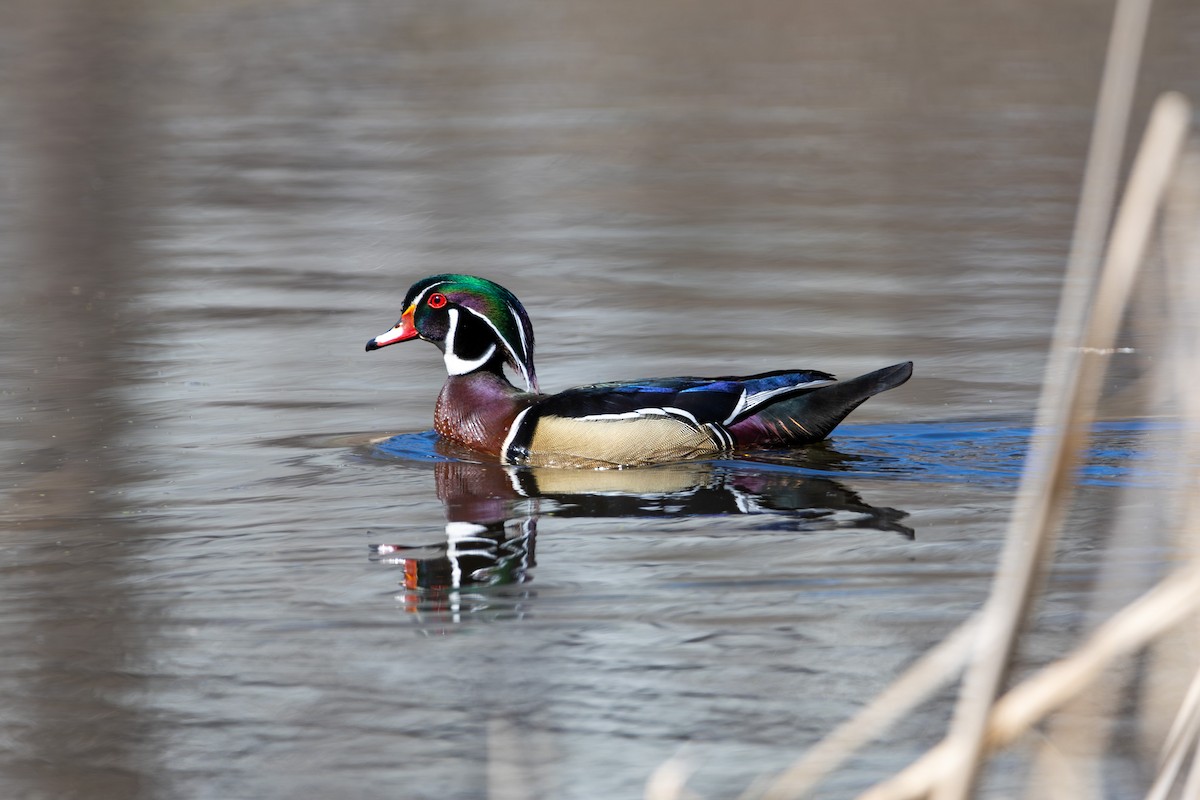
xmin=3 ymin=1 xmax=1199 ymax=798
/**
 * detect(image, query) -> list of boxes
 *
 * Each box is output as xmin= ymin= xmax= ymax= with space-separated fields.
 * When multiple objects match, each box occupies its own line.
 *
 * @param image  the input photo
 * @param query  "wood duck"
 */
xmin=366 ymin=274 xmax=912 ymax=468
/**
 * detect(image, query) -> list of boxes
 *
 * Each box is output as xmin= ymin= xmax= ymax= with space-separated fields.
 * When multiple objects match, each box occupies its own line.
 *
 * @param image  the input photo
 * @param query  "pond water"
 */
xmin=3 ymin=1 xmax=1200 ymax=798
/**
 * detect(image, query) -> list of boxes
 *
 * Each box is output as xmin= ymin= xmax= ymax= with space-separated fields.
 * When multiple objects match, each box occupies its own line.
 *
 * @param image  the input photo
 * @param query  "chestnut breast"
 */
xmin=434 ymin=372 xmax=533 ymax=456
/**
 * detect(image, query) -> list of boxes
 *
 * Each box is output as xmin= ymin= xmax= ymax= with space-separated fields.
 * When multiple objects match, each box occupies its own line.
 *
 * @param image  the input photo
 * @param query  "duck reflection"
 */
xmin=371 ymin=441 xmax=912 ymax=615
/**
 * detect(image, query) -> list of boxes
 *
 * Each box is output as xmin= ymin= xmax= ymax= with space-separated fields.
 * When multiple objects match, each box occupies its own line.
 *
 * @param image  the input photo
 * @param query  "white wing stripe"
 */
xmin=722 ymin=379 xmax=834 ymax=424
xmin=579 ymin=410 xmax=658 ymax=421
xmin=575 ymin=406 xmax=716 ymax=434
xmin=501 ymin=407 xmax=534 ymax=464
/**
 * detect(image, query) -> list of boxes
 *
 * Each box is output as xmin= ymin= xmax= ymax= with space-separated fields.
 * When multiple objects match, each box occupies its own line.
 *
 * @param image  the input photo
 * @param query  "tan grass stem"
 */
xmin=925 ymin=88 xmax=1191 ymax=800
xmin=857 ymin=562 xmax=1200 ymax=800
xmin=749 ymin=617 xmax=979 ymax=800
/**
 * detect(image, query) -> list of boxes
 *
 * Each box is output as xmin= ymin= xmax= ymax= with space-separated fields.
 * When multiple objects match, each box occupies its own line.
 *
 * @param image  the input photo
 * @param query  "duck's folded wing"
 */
xmin=501 ymin=371 xmax=837 ymax=467
xmin=530 ymin=370 xmax=836 ymax=426
xmin=728 ymin=362 xmax=913 ymax=446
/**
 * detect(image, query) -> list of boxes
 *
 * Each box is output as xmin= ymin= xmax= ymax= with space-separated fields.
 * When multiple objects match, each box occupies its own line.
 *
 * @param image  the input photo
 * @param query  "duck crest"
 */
xmin=367 ymin=274 xmax=913 ymax=468
xmin=426 ymin=274 xmax=538 ymax=392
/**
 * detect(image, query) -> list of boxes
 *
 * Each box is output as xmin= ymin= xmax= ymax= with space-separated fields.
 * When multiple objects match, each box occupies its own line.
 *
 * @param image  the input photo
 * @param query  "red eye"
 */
xmin=427 ymin=293 xmax=447 ymax=309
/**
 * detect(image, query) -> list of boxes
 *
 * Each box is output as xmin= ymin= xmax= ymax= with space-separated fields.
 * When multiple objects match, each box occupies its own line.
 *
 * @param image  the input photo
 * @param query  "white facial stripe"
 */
xmin=443 ymin=307 xmax=497 ymax=375
xmin=378 ymin=280 xmax=448 ymax=347
xmin=507 ymin=301 xmax=530 ymax=360
xmin=506 ymin=301 xmax=536 ymax=392
xmin=409 ymin=280 xmax=448 ymax=311
xmin=406 ymin=281 xmax=535 ymax=390
xmin=461 ymin=304 xmax=535 ymax=391
xmin=444 ymin=345 xmax=498 ymax=375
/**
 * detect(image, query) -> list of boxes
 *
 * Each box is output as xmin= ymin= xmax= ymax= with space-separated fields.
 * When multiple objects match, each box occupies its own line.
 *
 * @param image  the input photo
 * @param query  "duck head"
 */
xmin=366 ymin=274 xmax=539 ymax=392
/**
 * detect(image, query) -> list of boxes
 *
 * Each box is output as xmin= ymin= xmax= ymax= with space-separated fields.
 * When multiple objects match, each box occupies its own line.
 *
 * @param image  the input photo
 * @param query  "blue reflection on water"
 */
xmin=374 ymin=419 xmax=1166 ymax=488
xmin=375 ymin=429 xmax=452 ymax=462
xmin=820 ymin=419 xmax=1165 ymax=487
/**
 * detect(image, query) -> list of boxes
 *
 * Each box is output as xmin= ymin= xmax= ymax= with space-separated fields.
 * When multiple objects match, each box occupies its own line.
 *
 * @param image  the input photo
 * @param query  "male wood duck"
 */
xmin=366 ymin=274 xmax=912 ymax=468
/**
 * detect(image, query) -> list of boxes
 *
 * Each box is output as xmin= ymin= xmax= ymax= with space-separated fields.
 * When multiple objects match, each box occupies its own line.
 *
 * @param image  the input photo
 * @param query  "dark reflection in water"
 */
xmin=368 ymin=435 xmax=913 ymax=622
xmin=367 ymin=416 xmax=1159 ymax=624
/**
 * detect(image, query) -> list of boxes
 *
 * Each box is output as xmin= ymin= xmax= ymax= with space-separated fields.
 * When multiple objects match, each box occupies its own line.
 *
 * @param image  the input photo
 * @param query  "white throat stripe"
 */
xmin=462 ymin=304 xmax=534 ymax=391
xmin=443 ymin=307 xmax=497 ymax=375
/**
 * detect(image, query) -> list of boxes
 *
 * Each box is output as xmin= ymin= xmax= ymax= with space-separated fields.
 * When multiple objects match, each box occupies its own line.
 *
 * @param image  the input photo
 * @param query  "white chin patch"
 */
xmin=444 ymin=345 xmax=497 ymax=375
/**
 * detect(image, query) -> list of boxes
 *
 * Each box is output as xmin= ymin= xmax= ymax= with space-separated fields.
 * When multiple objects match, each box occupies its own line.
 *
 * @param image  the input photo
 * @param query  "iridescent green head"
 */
xmin=366 ymin=274 xmax=539 ymax=392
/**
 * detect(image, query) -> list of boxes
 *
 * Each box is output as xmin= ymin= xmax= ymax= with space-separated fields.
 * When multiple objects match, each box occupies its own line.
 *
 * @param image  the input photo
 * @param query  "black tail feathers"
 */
xmin=742 ymin=361 xmax=912 ymax=446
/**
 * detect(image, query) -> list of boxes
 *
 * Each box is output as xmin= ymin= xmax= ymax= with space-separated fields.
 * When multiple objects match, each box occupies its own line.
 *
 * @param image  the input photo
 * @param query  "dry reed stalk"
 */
xmin=1025 ymin=233 xmax=1184 ymax=798
xmin=853 ymin=89 xmax=1192 ymax=800
xmin=734 ymin=7 xmax=1165 ymax=800
xmin=1024 ymin=548 xmax=1137 ymax=798
xmin=646 ymin=757 xmax=700 ymax=800
xmin=1141 ymin=143 xmax=1200 ymax=800
xmin=927 ymin=0 xmax=1164 ymax=790
xmin=1146 ymin=665 xmax=1200 ymax=800
xmin=1029 ymin=122 xmax=1200 ymax=800
xmin=644 ymin=13 xmax=1191 ymax=800
xmin=855 ymin=561 xmax=1200 ymax=800
xmin=1026 ymin=221 xmax=1194 ymax=796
